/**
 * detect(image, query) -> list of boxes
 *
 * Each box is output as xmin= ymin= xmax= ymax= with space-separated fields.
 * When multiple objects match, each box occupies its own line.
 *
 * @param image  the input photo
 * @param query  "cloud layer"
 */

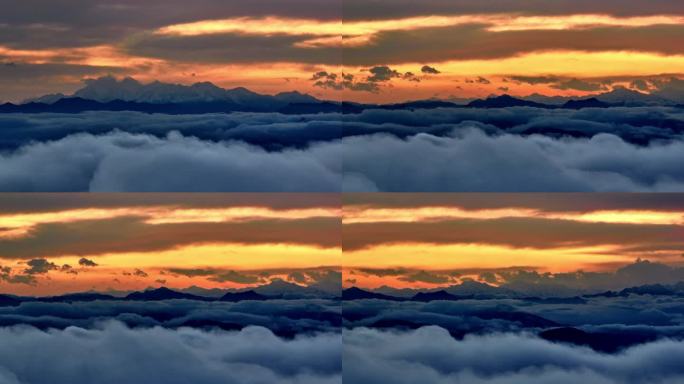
xmin=343 ymin=128 xmax=684 ymax=192
xmin=0 ymin=111 xmax=342 ymax=151
xmin=0 ymin=322 xmax=341 ymax=384
xmin=0 ymin=131 xmax=341 ymax=192
xmin=344 ymin=326 xmax=684 ymax=384
xmin=0 ymin=298 xmax=341 ymax=335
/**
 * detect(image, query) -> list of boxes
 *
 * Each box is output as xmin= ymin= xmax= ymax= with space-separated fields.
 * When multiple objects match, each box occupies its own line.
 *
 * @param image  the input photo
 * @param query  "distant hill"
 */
xmin=540 ymin=327 xmax=657 ymax=353
xmin=0 ymin=294 xmax=23 ymax=307
xmin=11 ymin=77 xmax=681 ymax=116
xmin=0 ymin=283 xmax=339 ymax=304
xmin=342 ymin=287 xmax=404 ymax=301
xmin=562 ymin=97 xmax=613 ymax=109
xmin=0 ymin=97 xmax=336 ymax=115
xmin=411 ymin=290 xmax=466 ymax=302
xmin=125 ymin=287 xmax=211 ymax=301
xmin=219 ymin=290 xmax=270 ymax=302
xmin=467 ymin=95 xmax=551 ymax=108
xmin=8 ymin=76 xmax=331 ymax=115
xmin=41 ymin=292 xmax=117 ymax=303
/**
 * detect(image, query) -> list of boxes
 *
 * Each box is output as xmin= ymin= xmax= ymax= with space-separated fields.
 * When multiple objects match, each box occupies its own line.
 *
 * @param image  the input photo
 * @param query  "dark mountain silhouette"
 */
xmin=219 ymin=290 xmax=270 ymax=302
xmin=445 ymin=280 xmax=512 ymax=296
xmin=0 ymin=294 xmax=23 ymax=307
xmin=41 ymin=292 xmax=117 ymax=303
xmin=540 ymin=327 xmax=657 ymax=353
xmin=562 ymin=97 xmax=613 ymax=109
xmin=377 ymin=100 xmax=460 ymax=110
xmin=411 ymin=290 xmax=467 ymax=302
xmin=5 ymin=77 xmax=333 ymax=114
xmin=619 ymin=283 xmax=677 ymax=296
xmin=467 ymin=95 xmax=551 ymax=108
xmin=521 ymin=296 xmax=588 ymax=305
xmin=125 ymin=287 xmax=211 ymax=301
xmin=585 ymin=283 xmax=684 ymax=298
xmin=474 ymin=310 xmax=559 ymax=328
xmin=583 ymin=290 xmax=621 ymax=298
xmin=342 ymin=287 xmax=404 ymax=301
xmin=0 ymin=97 xmax=335 ymax=115
xmin=0 ymin=283 xmax=340 ymax=304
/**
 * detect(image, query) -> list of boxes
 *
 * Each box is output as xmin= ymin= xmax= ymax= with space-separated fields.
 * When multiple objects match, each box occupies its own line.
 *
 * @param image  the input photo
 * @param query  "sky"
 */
xmin=0 ymin=194 xmax=341 ymax=295
xmin=343 ymin=194 xmax=684 ymax=289
xmin=0 ymin=0 xmax=341 ymax=102
xmin=2 ymin=0 xmax=684 ymax=103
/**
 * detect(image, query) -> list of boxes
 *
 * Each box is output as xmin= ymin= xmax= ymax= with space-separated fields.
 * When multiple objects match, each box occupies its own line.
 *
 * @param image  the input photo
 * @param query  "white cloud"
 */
xmin=344 ymin=326 xmax=684 ymax=384
xmin=0 ymin=322 xmax=341 ymax=384
xmin=0 ymin=131 xmax=341 ymax=191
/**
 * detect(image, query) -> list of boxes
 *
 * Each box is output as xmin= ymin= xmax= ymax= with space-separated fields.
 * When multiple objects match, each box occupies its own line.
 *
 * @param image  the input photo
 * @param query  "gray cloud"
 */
xmin=0 ymin=111 xmax=342 ymax=150
xmin=78 ymin=258 xmax=98 ymax=267
xmin=344 ymin=326 xmax=684 ymax=384
xmin=0 ymin=131 xmax=341 ymax=192
xmin=342 ymin=0 xmax=684 ymax=20
xmin=342 ymin=128 xmax=684 ymax=192
xmin=0 ymin=266 xmax=36 ymax=285
xmin=0 ymin=0 xmax=340 ymax=49
xmin=398 ymin=271 xmax=454 ymax=284
xmin=0 ymin=322 xmax=341 ymax=384
xmin=24 ymin=258 xmax=59 ymax=274
xmin=0 ymin=298 xmax=342 ymax=336
xmin=208 ymin=271 xmax=264 ymax=284
xmin=0 ymin=214 xmax=340 ymax=259
xmin=342 ymin=24 xmax=684 ymax=66
xmin=312 ymin=67 xmax=422 ymax=93
xmin=126 ymin=32 xmax=340 ymax=65
xmin=420 ymin=66 xmax=440 ymax=75
xmin=552 ymin=78 xmax=608 ymax=92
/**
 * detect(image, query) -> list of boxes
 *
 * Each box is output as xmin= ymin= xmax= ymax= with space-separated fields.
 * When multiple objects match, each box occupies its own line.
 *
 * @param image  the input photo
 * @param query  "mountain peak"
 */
xmin=62 ymin=76 xmax=319 ymax=106
xmin=124 ymin=286 xmax=208 ymax=301
xmin=468 ymin=94 xmax=548 ymax=108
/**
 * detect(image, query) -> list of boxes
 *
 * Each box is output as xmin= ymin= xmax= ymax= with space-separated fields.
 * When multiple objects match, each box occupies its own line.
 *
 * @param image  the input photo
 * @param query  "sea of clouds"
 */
xmin=344 ymin=326 xmax=684 ymax=384
xmin=2 ymin=106 xmax=684 ymax=191
xmin=0 ymin=322 xmax=341 ymax=384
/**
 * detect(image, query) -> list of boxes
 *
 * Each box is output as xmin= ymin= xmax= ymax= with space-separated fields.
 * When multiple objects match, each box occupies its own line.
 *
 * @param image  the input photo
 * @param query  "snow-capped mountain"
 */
xmin=69 ymin=76 xmax=317 ymax=107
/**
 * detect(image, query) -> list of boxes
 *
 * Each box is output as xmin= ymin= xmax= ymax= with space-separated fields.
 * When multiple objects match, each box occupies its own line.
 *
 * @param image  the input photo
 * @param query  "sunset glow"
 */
xmin=343 ymin=194 xmax=684 ymax=289
xmin=2 ymin=1 xmax=683 ymax=103
xmin=0 ymin=194 xmax=340 ymax=296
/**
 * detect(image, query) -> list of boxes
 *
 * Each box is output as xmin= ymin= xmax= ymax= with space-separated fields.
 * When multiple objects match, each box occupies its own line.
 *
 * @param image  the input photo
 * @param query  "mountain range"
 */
xmin=2 ymin=77 xmax=682 ymax=115
xmin=0 ymin=279 xmax=339 ymax=306
xmin=343 ymin=281 xmax=684 ymax=302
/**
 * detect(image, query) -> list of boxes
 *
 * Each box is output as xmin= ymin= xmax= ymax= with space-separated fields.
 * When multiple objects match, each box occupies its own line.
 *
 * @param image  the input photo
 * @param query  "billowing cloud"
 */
xmin=0 ymin=298 xmax=342 ymax=334
xmin=344 ymin=326 xmax=684 ymax=384
xmin=0 ymin=131 xmax=341 ymax=192
xmin=0 ymin=322 xmax=341 ymax=384
xmin=0 ymin=110 xmax=343 ymax=151
xmin=342 ymin=128 xmax=684 ymax=192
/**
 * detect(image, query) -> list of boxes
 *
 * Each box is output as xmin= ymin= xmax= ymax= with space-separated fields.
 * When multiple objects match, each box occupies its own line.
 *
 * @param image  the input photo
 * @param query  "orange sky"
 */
xmin=343 ymin=194 xmax=684 ymax=289
xmin=3 ymin=193 xmax=684 ymax=294
xmin=2 ymin=2 xmax=684 ymax=102
xmin=0 ymin=194 xmax=340 ymax=296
